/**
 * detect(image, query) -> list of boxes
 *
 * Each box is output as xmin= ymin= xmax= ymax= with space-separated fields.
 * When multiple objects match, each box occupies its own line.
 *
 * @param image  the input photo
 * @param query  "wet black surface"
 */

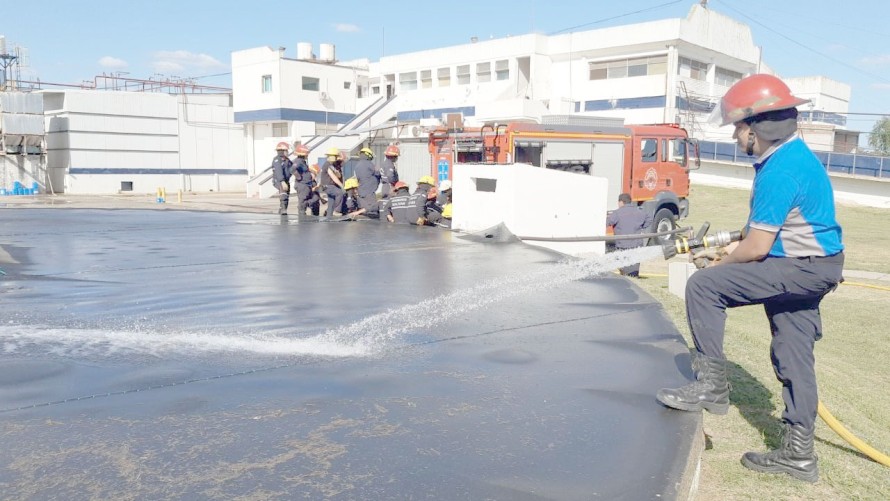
xmin=0 ymin=209 xmax=699 ymax=500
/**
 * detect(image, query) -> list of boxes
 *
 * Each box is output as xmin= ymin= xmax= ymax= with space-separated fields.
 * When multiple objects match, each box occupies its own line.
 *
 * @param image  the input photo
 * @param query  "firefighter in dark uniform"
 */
xmin=656 ymin=74 xmax=844 ymax=483
xmin=342 ymin=177 xmax=377 ymax=220
xmin=383 ymin=182 xmax=421 ymax=224
xmin=271 ymin=142 xmax=293 ymax=215
xmin=413 ymin=176 xmax=443 ymax=226
xmin=354 ymin=147 xmax=381 ymax=213
xmin=319 ymin=148 xmax=346 ymax=217
xmin=606 ymin=192 xmax=652 ymax=277
xmin=292 ymin=144 xmax=319 ymax=216
xmin=380 ymin=145 xmax=401 ymax=199
xmin=437 ymin=180 xmax=453 ymax=228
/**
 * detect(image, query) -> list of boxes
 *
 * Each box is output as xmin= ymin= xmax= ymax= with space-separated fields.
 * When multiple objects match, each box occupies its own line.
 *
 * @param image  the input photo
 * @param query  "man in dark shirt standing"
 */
xmin=271 ymin=142 xmax=293 ymax=215
xmin=380 ymin=145 xmax=401 ymax=199
xmin=606 ymin=193 xmax=652 ymax=277
xmin=354 ymin=147 xmax=381 ymax=214
xmin=291 ymin=144 xmax=319 ymax=216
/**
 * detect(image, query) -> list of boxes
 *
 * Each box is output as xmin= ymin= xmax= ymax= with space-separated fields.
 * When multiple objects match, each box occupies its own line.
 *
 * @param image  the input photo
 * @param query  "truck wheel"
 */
xmin=649 ymin=208 xmax=676 ymax=245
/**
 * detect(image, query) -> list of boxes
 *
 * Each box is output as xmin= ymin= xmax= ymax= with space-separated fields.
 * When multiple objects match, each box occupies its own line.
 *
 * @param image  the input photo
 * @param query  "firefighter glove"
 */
xmin=691 ymin=247 xmax=727 ymax=269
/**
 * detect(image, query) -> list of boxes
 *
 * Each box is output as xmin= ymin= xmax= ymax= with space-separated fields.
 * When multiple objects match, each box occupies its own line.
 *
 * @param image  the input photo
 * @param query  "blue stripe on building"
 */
xmin=584 ymin=95 xmax=666 ymax=112
xmin=69 ymin=168 xmax=249 ymax=175
xmin=234 ymin=108 xmax=356 ymax=124
xmin=396 ymin=106 xmax=476 ymax=121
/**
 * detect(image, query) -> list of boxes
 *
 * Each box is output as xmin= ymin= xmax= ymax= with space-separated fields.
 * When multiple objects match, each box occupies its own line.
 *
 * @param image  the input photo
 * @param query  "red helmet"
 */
xmin=294 ymin=144 xmax=310 ymax=157
xmin=384 ymin=145 xmax=400 ymax=157
xmin=392 ymin=181 xmax=409 ymax=191
xmin=275 ymin=141 xmax=289 ymax=151
xmin=713 ymin=74 xmax=809 ymax=126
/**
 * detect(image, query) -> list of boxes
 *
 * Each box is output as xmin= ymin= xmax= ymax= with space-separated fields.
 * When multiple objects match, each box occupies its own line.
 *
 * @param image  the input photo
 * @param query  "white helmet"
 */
xmin=439 ymin=180 xmax=452 ymax=192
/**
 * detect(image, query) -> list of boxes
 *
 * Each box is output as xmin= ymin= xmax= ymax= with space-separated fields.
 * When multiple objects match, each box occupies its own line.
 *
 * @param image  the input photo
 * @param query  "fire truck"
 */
xmin=428 ymin=122 xmax=699 ymax=240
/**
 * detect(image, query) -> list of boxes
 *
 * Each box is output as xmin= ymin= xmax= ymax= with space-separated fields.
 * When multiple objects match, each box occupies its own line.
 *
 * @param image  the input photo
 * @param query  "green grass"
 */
xmin=637 ymin=184 xmax=890 ymax=499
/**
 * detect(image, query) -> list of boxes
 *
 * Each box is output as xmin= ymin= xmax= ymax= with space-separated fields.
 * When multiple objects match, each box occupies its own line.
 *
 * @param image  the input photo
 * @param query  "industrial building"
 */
xmin=0 ymin=4 xmax=864 ymax=196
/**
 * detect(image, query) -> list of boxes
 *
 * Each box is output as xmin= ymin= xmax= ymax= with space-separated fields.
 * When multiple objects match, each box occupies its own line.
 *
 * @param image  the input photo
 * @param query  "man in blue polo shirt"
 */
xmin=656 ymin=74 xmax=844 ymax=483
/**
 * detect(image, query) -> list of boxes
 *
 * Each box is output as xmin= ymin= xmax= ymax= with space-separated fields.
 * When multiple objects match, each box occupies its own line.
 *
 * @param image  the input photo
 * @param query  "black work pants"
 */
xmin=324 ymin=186 xmax=345 ymax=217
xmin=295 ymin=183 xmax=319 ymax=214
xmin=685 ymin=253 xmax=844 ymax=428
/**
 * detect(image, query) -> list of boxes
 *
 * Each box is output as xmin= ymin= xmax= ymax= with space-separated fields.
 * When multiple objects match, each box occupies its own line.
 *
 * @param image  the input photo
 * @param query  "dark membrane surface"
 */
xmin=0 ymin=209 xmax=699 ymax=500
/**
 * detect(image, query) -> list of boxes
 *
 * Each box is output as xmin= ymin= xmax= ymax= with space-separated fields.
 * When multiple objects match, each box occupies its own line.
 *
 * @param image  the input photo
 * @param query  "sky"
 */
xmin=2 ymin=0 xmax=889 ymax=142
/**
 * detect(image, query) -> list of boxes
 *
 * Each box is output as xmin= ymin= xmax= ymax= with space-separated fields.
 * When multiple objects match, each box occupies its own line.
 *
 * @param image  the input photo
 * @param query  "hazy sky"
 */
xmin=3 ymin=0 xmax=889 ymax=137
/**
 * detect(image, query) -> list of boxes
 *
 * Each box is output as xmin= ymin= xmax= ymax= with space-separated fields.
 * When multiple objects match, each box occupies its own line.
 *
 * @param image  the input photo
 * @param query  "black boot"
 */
xmin=656 ymin=354 xmax=730 ymax=415
xmin=741 ymin=423 xmax=818 ymax=482
xmin=278 ymin=199 xmax=288 ymax=215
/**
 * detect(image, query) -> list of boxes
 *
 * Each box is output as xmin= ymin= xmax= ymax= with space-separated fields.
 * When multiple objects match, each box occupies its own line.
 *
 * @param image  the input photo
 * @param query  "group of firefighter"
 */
xmin=270 ymin=142 xmax=453 ymax=227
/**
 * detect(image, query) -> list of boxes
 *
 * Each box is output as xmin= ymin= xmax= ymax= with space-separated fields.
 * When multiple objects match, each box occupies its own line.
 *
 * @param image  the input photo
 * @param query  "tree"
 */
xmin=868 ymin=117 xmax=890 ymax=155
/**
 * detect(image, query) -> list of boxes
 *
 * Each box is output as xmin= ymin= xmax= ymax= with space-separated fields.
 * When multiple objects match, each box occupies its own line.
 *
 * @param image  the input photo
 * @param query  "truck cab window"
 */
xmin=669 ymin=138 xmax=687 ymax=167
xmin=641 ymin=139 xmax=657 ymax=163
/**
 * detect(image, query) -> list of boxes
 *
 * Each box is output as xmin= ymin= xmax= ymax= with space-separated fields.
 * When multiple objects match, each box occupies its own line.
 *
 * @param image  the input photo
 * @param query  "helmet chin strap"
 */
xmin=746 ymin=131 xmax=756 ymax=156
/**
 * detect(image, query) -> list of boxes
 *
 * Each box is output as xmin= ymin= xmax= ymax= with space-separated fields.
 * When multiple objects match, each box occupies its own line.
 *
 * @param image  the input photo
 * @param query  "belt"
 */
xmin=795 ymin=252 xmax=844 ymax=263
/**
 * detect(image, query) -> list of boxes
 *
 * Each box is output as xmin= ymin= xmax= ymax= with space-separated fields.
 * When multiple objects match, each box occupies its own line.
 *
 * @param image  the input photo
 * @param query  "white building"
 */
xmin=232 ymin=4 xmax=853 ymax=196
xmin=1 ymin=5 xmax=858 ymax=197
xmin=43 ymin=90 xmax=245 ymax=194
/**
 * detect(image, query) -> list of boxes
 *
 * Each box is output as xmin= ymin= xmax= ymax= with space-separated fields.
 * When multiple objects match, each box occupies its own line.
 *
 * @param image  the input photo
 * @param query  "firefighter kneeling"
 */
xmin=382 ymin=177 xmax=442 ymax=225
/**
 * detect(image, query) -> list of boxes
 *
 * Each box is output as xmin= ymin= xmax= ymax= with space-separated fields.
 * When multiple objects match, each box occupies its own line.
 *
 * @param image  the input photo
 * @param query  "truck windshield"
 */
xmin=669 ymin=138 xmax=687 ymax=167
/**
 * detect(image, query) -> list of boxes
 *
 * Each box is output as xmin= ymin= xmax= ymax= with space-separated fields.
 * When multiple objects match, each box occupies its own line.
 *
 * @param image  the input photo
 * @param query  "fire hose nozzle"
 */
xmin=662 ymin=222 xmax=742 ymax=260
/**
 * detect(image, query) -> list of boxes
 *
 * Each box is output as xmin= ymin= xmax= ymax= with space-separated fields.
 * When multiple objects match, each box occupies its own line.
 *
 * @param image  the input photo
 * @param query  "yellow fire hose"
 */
xmin=635 ymin=272 xmax=890 ymax=467
xmin=817 ymin=402 xmax=890 ymax=467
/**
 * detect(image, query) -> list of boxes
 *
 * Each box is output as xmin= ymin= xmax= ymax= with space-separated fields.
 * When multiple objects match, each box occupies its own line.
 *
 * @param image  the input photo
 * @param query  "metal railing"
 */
xmin=698 ymin=141 xmax=890 ymax=179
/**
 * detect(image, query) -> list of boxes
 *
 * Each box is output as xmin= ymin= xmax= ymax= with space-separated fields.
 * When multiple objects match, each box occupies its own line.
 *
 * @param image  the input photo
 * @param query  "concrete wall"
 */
xmin=452 ymin=163 xmax=608 ymax=256
xmin=692 ymin=160 xmax=890 ymax=209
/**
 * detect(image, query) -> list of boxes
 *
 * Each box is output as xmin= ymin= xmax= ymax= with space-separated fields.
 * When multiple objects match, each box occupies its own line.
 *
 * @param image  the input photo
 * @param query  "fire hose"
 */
xmin=666 ymin=222 xmax=890 ymax=468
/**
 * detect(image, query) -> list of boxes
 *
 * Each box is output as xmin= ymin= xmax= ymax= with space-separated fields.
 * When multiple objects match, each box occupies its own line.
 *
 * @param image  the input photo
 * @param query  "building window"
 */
xmin=678 ymin=56 xmax=708 ymax=81
xmin=302 ymin=76 xmax=320 ymax=91
xmin=437 ymin=67 xmax=451 ymax=87
xmin=262 ymin=75 xmax=272 ymax=93
xmin=588 ymin=55 xmax=667 ymax=81
xmin=457 ymin=64 xmax=470 ymax=85
xmin=641 ymin=139 xmax=658 ymax=163
xmin=372 ymin=86 xmax=380 ymax=95
xmin=421 ymin=70 xmax=432 ymax=89
xmin=476 ymin=62 xmax=491 ymax=83
xmin=715 ymin=67 xmax=743 ymax=87
xmin=399 ymin=71 xmax=418 ymax=91
xmin=495 ymin=59 xmax=509 ymax=81
xmin=344 ymin=81 xmax=351 ymax=89
xmin=272 ymin=122 xmax=288 ymax=137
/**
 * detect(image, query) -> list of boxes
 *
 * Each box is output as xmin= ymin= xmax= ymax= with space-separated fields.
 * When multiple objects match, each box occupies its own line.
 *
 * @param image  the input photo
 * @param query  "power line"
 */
xmin=716 ymin=1 xmax=890 ymax=86
xmin=548 ymin=0 xmax=685 ymax=35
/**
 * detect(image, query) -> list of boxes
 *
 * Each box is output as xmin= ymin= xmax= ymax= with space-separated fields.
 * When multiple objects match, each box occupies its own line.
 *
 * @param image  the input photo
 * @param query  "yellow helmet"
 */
xmin=326 ymin=147 xmax=340 ymax=158
xmin=418 ymin=175 xmax=436 ymax=186
xmin=344 ymin=177 xmax=359 ymax=190
xmin=360 ymin=147 xmax=374 ymax=159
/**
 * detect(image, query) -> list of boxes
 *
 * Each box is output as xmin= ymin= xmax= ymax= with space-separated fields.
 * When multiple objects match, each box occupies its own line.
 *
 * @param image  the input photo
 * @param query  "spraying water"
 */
xmin=0 ymin=246 xmax=664 ymax=360
xmin=317 ymin=245 xmax=664 ymax=353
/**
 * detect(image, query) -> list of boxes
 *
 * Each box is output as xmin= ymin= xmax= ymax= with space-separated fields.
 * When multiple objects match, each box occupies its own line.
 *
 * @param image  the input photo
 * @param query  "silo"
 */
xmin=296 ymin=42 xmax=314 ymax=61
xmin=319 ymin=43 xmax=336 ymax=63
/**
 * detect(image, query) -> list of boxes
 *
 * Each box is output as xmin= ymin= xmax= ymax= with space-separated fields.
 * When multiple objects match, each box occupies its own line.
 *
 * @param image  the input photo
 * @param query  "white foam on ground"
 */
xmin=0 ymin=326 xmax=369 ymax=359
xmin=0 ymin=246 xmax=663 ymax=360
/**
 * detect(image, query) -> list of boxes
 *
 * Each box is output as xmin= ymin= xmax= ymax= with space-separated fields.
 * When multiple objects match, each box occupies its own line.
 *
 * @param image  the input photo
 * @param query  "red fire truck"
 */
xmin=428 ymin=122 xmax=699 ymax=239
